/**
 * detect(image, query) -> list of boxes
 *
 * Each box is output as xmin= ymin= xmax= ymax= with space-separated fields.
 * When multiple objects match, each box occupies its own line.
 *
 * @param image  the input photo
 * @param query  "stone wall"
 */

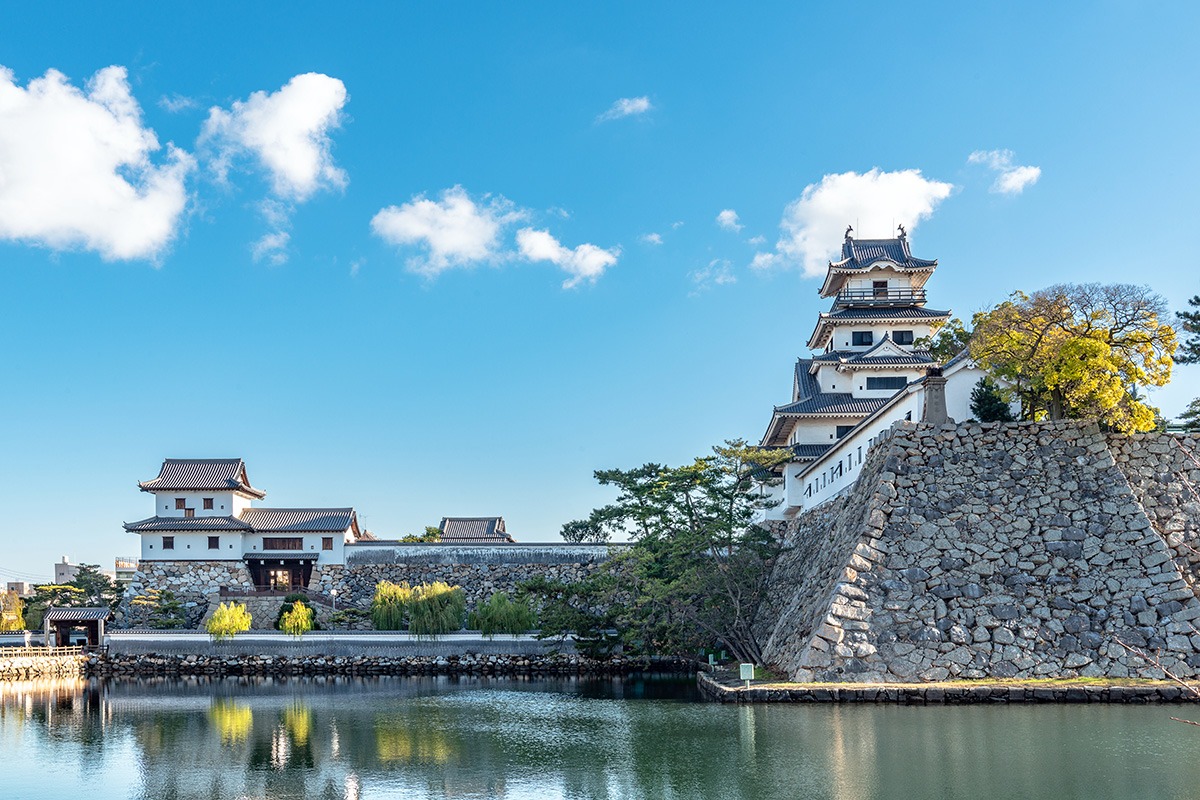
xmin=0 ymin=652 xmax=87 ymax=680
xmin=116 ymin=561 xmax=255 ymax=629
xmin=1107 ymin=433 xmax=1200 ymax=589
xmin=119 ymin=546 xmax=617 ymax=629
xmin=760 ymin=421 xmax=1200 ymax=683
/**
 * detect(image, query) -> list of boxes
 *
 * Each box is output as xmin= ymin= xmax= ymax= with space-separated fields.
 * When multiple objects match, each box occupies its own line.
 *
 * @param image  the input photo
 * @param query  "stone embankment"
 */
xmin=88 ymin=652 xmax=693 ymax=679
xmin=759 ymin=421 xmax=1200 ymax=684
xmin=0 ymin=652 xmax=87 ymax=680
xmin=696 ymin=671 xmax=1197 ymax=704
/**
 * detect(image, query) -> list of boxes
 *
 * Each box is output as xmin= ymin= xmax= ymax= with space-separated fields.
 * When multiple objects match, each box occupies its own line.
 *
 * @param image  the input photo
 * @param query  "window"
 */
xmin=184 ymin=508 xmax=195 ymax=518
xmin=893 ymin=330 xmax=914 ymax=345
xmin=175 ymin=498 xmax=186 ymax=510
xmin=836 ymin=425 xmax=855 ymax=439
xmin=162 ymin=536 xmax=174 ymax=550
xmin=873 ymin=280 xmax=889 ymax=298
xmin=851 ymin=331 xmax=874 ymax=347
xmin=262 ymin=537 xmax=304 ymax=551
xmin=322 ymin=536 xmax=334 ymax=551
xmin=203 ymin=498 xmax=214 ymax=510
xmin=208 ymin=536 xmax=220 ymax=550
xmin=866 ymin=376 xmax=908 ymax=390
xmin=857 ymin=446 xmax=862 ymax=465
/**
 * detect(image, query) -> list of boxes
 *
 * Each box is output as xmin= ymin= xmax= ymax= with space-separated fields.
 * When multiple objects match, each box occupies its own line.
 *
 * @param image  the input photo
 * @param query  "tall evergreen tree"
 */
xmin=969 ymin=377 xmax=1015 ymax=422
xmin=1179 ymin=398 xmax=1200 ymax=432
xmin=1179 ymin=295 xmax=1200 ymax=364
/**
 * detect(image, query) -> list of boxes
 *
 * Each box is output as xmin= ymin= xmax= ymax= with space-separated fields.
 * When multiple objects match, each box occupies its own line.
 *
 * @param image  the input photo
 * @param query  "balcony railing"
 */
xmin=834 ymin=288 xmax=926 ymax=306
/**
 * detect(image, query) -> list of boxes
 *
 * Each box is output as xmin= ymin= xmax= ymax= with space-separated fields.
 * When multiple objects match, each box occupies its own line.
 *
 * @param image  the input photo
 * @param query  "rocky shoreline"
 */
xmin=87 ymin=651 xmax=696 ymax=678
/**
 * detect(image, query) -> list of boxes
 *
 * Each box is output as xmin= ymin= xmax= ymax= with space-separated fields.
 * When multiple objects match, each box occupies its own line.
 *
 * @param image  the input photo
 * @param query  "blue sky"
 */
xmin=1 ymin=2 xmax=1197 ymax=581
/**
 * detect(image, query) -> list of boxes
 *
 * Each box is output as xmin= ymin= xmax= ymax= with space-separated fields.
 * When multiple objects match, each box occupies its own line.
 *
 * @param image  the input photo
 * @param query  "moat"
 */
xmin=4 ymin=675 xmax=1200 ymax=800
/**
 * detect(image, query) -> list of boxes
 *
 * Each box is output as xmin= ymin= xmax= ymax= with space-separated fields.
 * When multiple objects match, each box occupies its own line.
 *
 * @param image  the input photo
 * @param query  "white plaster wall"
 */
xmin=148 ymin=491 xmax=239 ymax=517
xmin=788 ymin=417 xmax=869 ymax=446
xmin=141 ymin=532 xmax=243 ymax=561
xmin=827 ymin=322 xmax=935 ymax=351
xmin=243 ymin=531 xmax=349 ymax=565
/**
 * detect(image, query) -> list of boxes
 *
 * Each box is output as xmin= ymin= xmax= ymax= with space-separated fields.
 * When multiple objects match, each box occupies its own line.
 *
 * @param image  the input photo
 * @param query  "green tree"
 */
xmin=467 ymin=592 xmax=537 ymax=638
xmin=970 ymin=283 xmax=1177 ymax=432
xmin=280 ymin=601 xmax=314 ymax=638
xmin=407 ymin=582 xmax=465 ymax=637
xmin=969 ymin=377 xmax=1015 ymax=423
xmin=70 ymin=564 xmax=121 ymax=608
xmin=915 ymin=317 xmax=972 ymax=363
xmin=0 ymin=592 xmax=24 ymax=631
xmin=129 ymin=588 xmax=186 ymax=629
xmin=371 ymin=580 xmax=413 ymax=630
xmin=207 ymin=602 xmax=252 ymax=641
xmin=1178 ymin=398 xmax=1200 ymax=432
xmin=1178 ymin=295 xmax=1200 ymax=364
xmin=400 ymin=526 xmax=443 ymax=543
xmin=550 ymin=440 xmax=792 ymax=664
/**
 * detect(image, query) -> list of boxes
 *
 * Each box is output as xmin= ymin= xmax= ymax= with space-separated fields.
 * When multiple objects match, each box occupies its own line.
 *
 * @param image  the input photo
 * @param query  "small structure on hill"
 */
xmin=438 ymin=517 xmax=516 ymax=544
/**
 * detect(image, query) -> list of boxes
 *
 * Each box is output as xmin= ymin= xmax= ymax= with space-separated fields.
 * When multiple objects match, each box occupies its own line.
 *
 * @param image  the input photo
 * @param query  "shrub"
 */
xmin=407 ymin=582 xmax=465 ymax=638
xmin=275 ymin=593 xmax=320 ymax=631
xmin=207 ymin=602 xmax=252 ymax=641
xmin=467 ymin=592 xmax=537 ymax=638
xmin=280 ymin=601 xmax=314 ymax=638
xmin=371 ymin=580 xmax=414 ymax=630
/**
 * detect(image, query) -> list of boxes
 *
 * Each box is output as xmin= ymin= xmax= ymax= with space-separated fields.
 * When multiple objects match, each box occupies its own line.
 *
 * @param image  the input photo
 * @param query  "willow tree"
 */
xmin=970 ymin=284 xmax=1176 ymax=432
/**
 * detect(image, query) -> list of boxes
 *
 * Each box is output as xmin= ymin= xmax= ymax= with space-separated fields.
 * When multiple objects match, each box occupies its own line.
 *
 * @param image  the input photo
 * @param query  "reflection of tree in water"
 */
xmin=209 ymin=699 xmax=252 ymax=744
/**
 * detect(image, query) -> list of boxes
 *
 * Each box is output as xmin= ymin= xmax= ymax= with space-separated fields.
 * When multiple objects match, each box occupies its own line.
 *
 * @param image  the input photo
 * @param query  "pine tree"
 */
xmin=1179 ymin=398 xmax=1200 ymax=432
xmin=970 ymin=377 xmax=1015 ymax=422
xmin=1179 ymin=295 xmax=1200 ymax=364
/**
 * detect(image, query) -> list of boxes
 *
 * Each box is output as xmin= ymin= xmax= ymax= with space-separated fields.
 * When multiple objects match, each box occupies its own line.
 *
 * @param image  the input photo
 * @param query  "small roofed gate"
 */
xmin=43 ymin=607 xmax=111 ymax=648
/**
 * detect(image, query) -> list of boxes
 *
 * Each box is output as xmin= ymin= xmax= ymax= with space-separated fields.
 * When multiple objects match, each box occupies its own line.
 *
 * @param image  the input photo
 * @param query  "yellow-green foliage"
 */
xmin=209 ymin=699 xmax=253 ymax=743
xmin=206 ymin=602 xmax=252 ymax=641
xmin=408 ymin=582 xmax=465 ymax=637
xmin=370 ymin=580 xmax=464 ymax=636
xmin=280 ymin=601 xmax=314 ymax=638
xmin=467 ymin=592 xmax=537 ymax=638
xmin=371 ymin=580 xmax=414 ymax=630
xmin=0 ymin=591 xmax=24 ymax=632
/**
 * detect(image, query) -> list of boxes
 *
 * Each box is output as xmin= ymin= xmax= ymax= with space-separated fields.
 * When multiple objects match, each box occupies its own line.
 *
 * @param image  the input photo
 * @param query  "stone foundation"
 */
xmin=0 ymin=653 xmax=87 ymax=680
xmin=760 ymin=421 xmax=1200 ymax=684
xmin=117 ymin=561 xmax=255 ymax=628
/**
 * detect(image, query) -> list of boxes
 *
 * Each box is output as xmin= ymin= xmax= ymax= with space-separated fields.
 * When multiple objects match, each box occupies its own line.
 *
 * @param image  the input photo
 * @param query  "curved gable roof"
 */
xmin=138 ymin=459 xmax=266 ymax=499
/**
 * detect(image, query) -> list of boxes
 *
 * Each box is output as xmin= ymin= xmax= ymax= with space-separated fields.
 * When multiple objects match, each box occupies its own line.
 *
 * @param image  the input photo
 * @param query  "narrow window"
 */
xmin=851 ymin=331 xmax=874 ymax=347
xmin=203 ymin=498 xmax=214 ymax=510
xmin=208 ymin=536 xmax=220 ymax=550
xmin=262 ymin=537 xmax=304 ymax=551
xmin=162 ymin=536 xmax=174 ymax=550
xmin=175 ymin=498 xmax=186 ymax=510
xmin=893 ymin=330 xmax=914 ymax=345
xmin=184 ymin=508 xmax=195 ymax=518
xmin=322 ymin=537 xmax=334 ymax=551
xmin=857 ymin=446 xmax=862 ymax=464
xmin=866 ymin=376 xmax=908 ymax=390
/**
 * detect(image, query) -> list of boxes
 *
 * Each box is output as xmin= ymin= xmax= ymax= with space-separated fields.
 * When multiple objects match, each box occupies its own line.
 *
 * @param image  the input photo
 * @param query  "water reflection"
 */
xmin=3 ymin=676 xmax=1200 ymax=799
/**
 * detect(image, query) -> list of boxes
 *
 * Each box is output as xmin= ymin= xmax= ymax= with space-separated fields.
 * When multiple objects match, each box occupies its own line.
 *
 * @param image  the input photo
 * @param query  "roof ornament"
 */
xmin=844 ymin=225 xmax=853 ymax=240
xmin=897 ymin=223 xmax=907 ymax=239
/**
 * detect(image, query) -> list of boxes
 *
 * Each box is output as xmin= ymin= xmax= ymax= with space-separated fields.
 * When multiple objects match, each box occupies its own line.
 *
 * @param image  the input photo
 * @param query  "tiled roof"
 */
xmin=825 ymin=306 xmax=950 ymax=320
xmin=812 ymin=350 xmax=935 ymax=367
xmin=124 ymin=515 xmax=253 ymax=532
xmin=439 ymin=517 xmax=515 ymax=543
xmin=44 ymin=607 xmax=111 ymax=622
xmin=240 ymin=508 xmax=357 ymax=532
xmin=791 ymin=443 xmax=834 ymax=460
xmin=774 ymin=394 xmax=890 ymax=416
xmin=793 ymin=359 xmax=820 ymax=402
xmin=830 ymin=237 xmax=937 ymax=271
xmin=138 ymin=459 xmax=266 ymax=499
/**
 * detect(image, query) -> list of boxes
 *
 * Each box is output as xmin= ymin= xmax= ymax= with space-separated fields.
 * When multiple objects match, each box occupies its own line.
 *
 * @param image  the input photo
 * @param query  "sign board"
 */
xmin=739 ymin=663 xmax=755 ymax=682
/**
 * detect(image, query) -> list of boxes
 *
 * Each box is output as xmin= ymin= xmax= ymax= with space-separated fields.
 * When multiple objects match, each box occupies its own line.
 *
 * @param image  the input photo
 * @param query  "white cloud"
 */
xmin=968 ymin=149 xmax=1041 ymax=195
xmin=747 ymin=235 xmax=765 ymax=247
xmin=597 ymin=96 xmax=652 ymax=122
xmin=751 ymin=168 xmax=954 ymax=277
xmin=251 ymin=231 xmax=289 ymax=265
xmin=640 ymin=232 xmax=663 ymax=245
xmin=516 ymin=228 xmax=619 ymax=289
xmin=202 ymin=72 xmax=348 ymax=201
xmin=716 ymin=209 xmax=742 ymax=232
xmin=0 ymin=65 xmax=193 ymax=261
xmin=371 ymin=186 xmax=524 ymax=276
xmin=690 ymin=258 xmax=736 ymax=295
xmin=159 ymin=93 xmax=198 ymax=113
